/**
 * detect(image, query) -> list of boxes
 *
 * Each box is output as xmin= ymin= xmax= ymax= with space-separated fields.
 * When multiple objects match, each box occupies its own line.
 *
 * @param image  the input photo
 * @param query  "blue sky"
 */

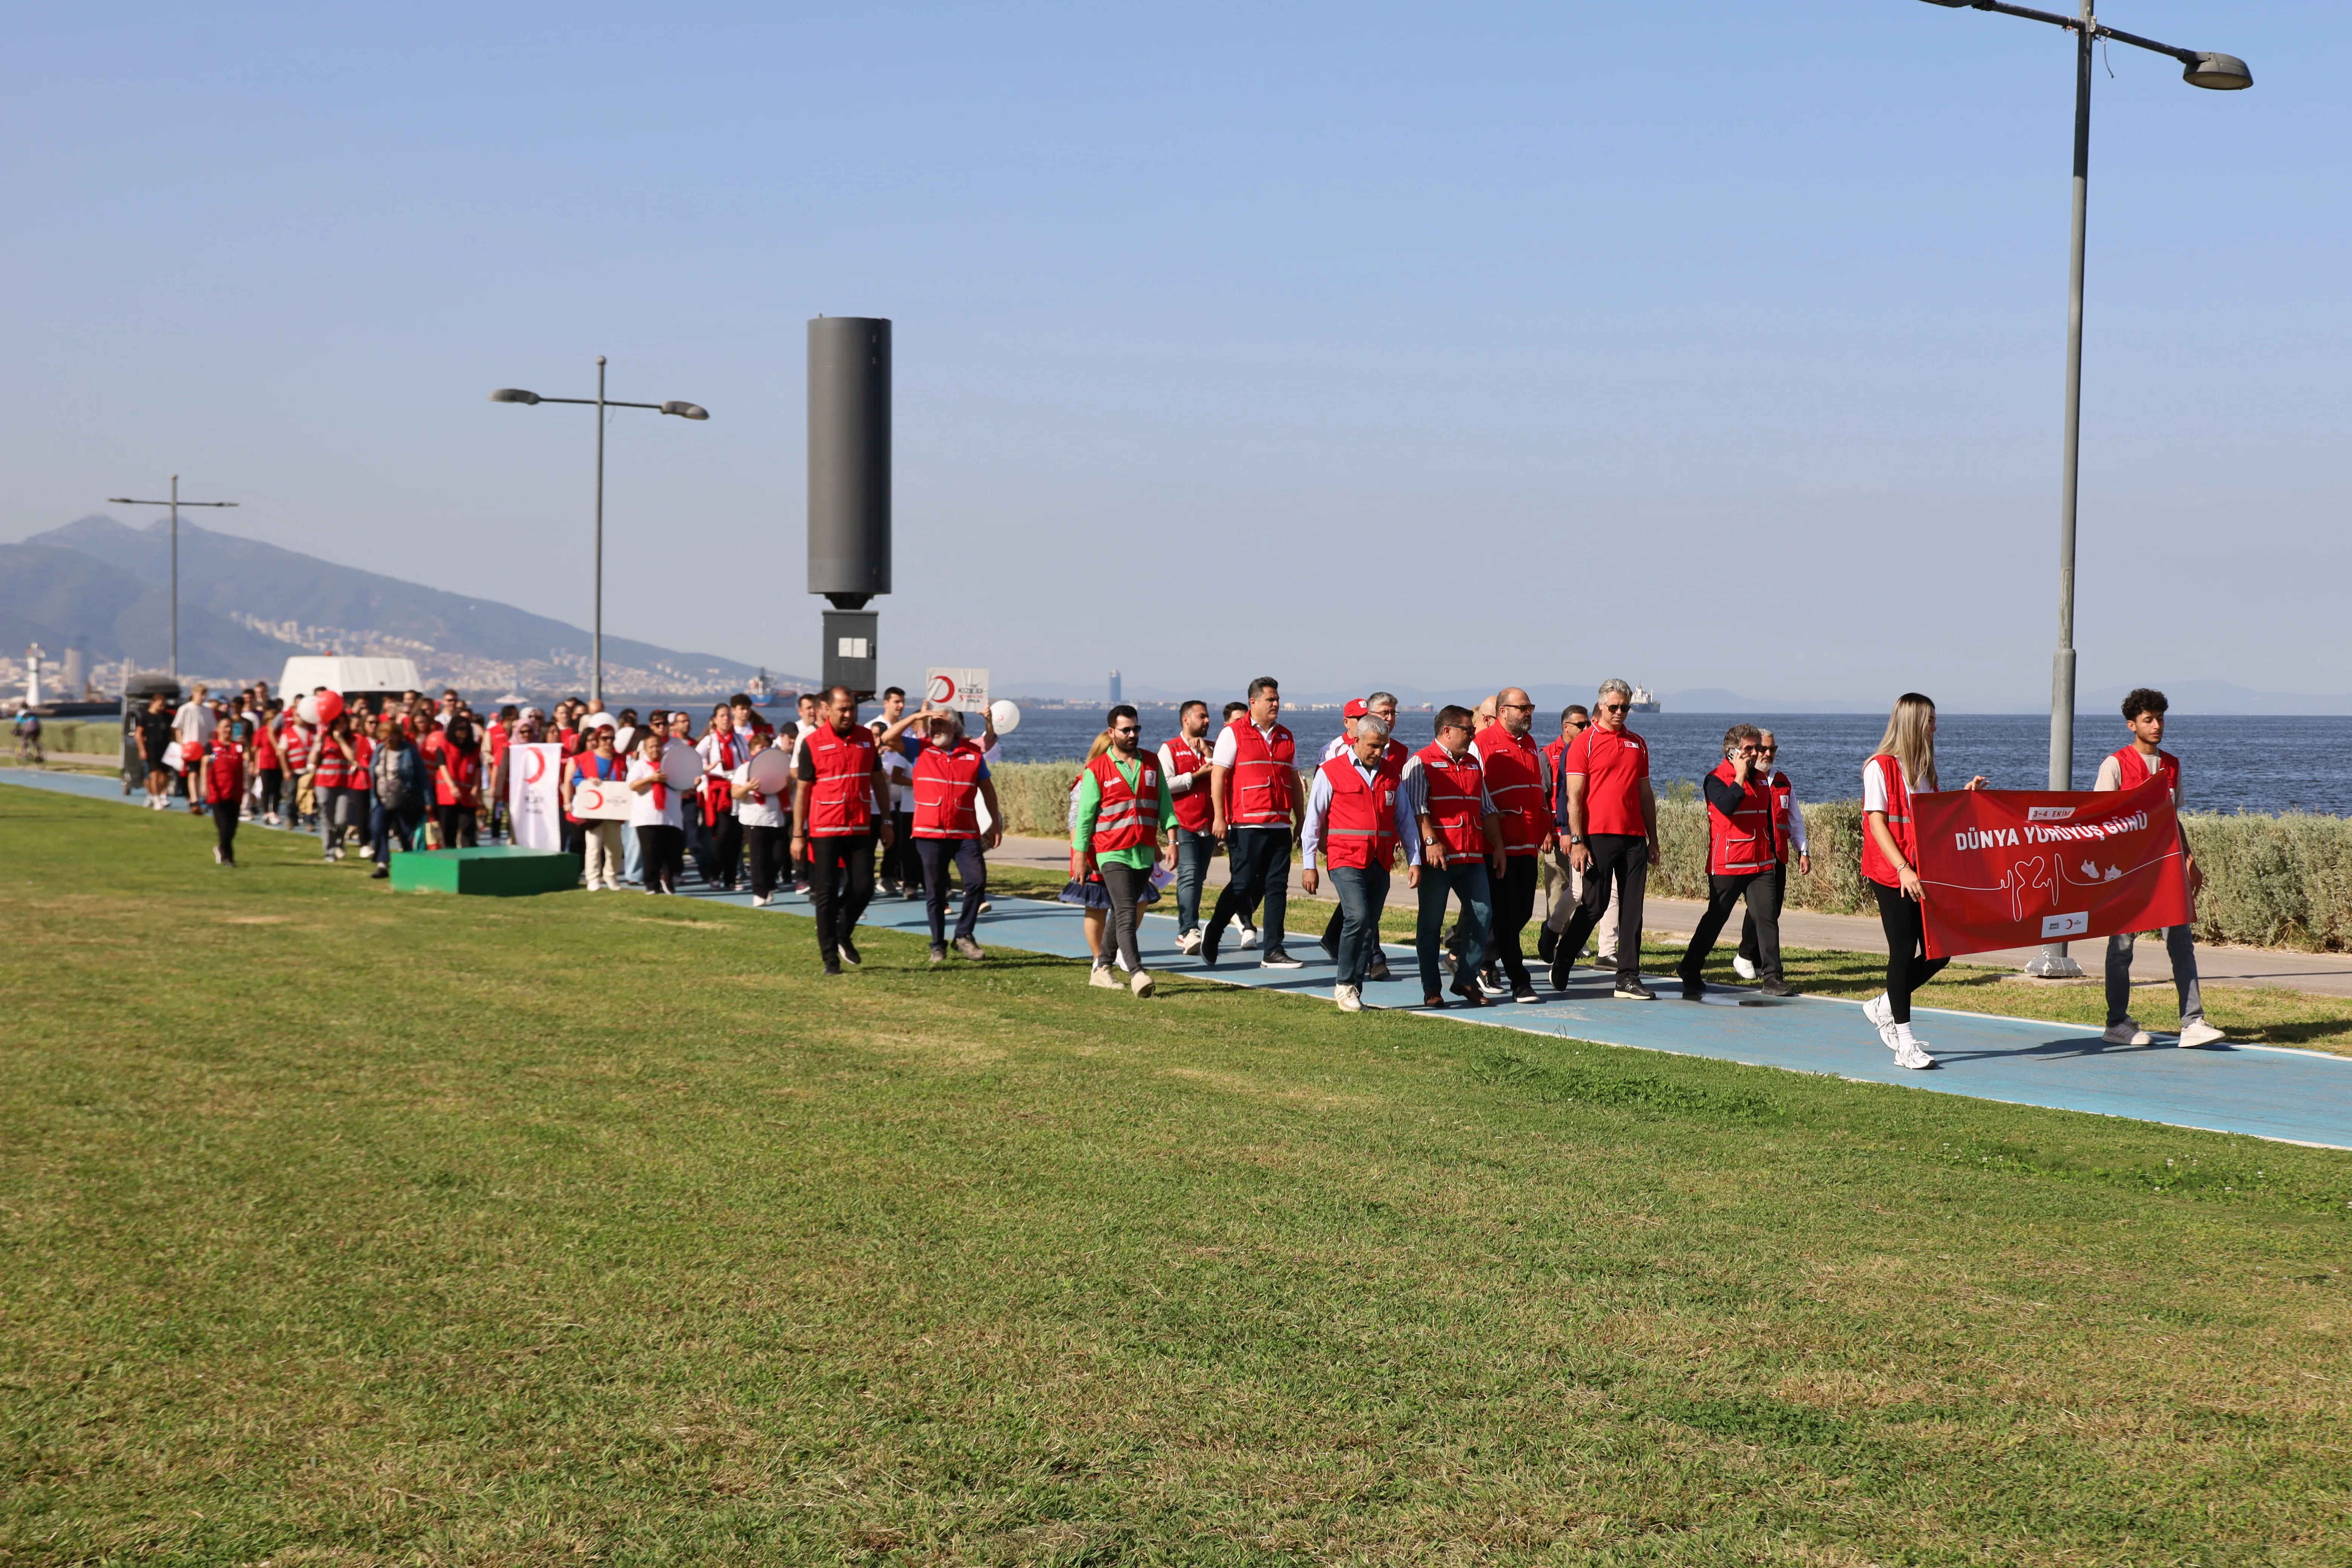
xmin=3 ymin=2 xmax=2343 ymax=707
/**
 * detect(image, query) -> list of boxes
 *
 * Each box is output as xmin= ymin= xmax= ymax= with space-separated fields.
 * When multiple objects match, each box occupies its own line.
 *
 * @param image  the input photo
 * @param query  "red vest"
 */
xmin=1415 ymin=741 xmax=1488 ymax=865
xmin=1473 ymin=722 xmax=1548 ymax=856
xmin=2111 ymin=745 xmax=2180 ymax=802
xmin=1163 ymin=734 xmax=1214 ymax=833
xmin=1765 ymin=768 xmax=1795 ymax=863
xmin=1859 ymin=753 xmax=1918 ymax=888
xmin=1542 ymin=733 xmax=1574 ymax=816
xmin=1706 ymin=760 xmax=1778 ymax=876
xmin=805 ymin=724 xmax=877 ymax=836
xmin=1223 ymin=720 xmax=1297 ymax=826
xmin=280 ymin=724 xmax=311 ymax=773
xmin=1087 ymin=752 xmax=1162 ymax=853
xmin=312 ymin=735 xmax=350 ymax=790
xmin=1318 ymin=751 xmax=1404 ymax=870
xmin=913 ymin=741 xmax=987 ymax=838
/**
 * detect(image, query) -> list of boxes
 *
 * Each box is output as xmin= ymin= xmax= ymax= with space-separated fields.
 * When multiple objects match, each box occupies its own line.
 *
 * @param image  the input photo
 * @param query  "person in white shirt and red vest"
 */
xmin=1158 ymin=700 xmax=1219 ymax=952
xmin=2098 ymin=688 xmax=2225 ymax=1048
xmin=1407 ymin=704 xmax=1506 ymax=1009
xmin=1676 ymin=724 xmax=1798 ymax=1000
xmin=1858 ymin=692 xmax=1987 ymax=1069
xmin=1551 ymin=678 xmax=1660 ymax=1000
xmin=791 ymin=686 xmax=896 ymax=976
xmin=1300 ymin=712 xmax=1421 ymax=1012
xmin=1202 ymin=677 xmax=1306 ymax=969
xmin=911 ymin=708 xmax=1004 ymax=965
xmin=1317 ymin=693 xmax=1406 ymax=982
xmin=1469 ymin=687 xmax=1554 ymax=1003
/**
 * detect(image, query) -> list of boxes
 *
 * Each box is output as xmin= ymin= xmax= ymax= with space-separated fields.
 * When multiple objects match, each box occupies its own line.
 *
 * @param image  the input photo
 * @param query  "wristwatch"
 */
xmin=1568 ymin=834 xmax=1585 ymax=845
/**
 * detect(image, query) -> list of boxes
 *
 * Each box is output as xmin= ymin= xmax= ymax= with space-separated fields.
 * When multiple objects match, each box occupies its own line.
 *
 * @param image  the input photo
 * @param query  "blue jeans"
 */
xmin=373 ymin=799 xmax=424 ymax=864
xmin=1328 ymin=864 xmax=1391 ymax=987
xmin=1210 ymin=825 xmax=1290 ymax=951
xmin=1418 ymin=859 xmax=1493 ymax=997
xmin=917 ymin=838 xmax=986 ymax=945
xmin=1174 ymin=828 xmax=1216 ymax=934
xmin=623 ymin=823 xmax=642 ymax=885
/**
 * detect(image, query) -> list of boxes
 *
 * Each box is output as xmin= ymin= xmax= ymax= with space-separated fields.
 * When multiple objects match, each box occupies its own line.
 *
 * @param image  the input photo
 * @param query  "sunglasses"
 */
xmin=1599 ymin=703 xmax=1628 ymax=713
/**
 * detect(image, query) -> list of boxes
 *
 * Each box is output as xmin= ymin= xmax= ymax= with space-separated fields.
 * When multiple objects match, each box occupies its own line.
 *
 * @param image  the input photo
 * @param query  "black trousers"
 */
xmin=259 ymin=768 xmax=283 ymax=818
xmin=1555 ymin=833 xmax=1650 ymax=982
xmin=918 ymin=837 xmax=986 ymax=944
xmin=700 ymin=812 xmax=744 ymax=888
xmin=745 ymin=825 xmax=788 ymax=898
xmin=436 ymin=804 xmax=479 ymax=848
xmin=211 ymin=802 xmax=240 ymax=863
xmin=888 ymin=811 xmax=920 ymax=886
xmin=807 ymin=834 xmax=876 ymax=965
xmin=1483 ymin=854 xmax=1540 ymax=988
xmin=636 ymin=823 xmax=686 ymax=893
xmin=1736 ymin=864 xmax=1785 ymax=965
xmin=1872 ymin=880 xmax=1949 ymax=1024
xmin=1681 ymin=870 xmax=1781 ymax=985
xmin=1208 ymin=825 xmax=1291 ymax=951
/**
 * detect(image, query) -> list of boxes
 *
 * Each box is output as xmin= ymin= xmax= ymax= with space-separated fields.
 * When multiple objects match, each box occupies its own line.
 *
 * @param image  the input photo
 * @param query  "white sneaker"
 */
xmin=1090 ymin=963 xmax=1121 ymax=989
xmin=1877 ymin=1017 xmax=1903 ymax=1052
xmin=2178 ymin=1019 xmax=2227 ymax=1048
xmin=2103 ymin=1019 xmax=2153 ymax=1046
xmin=751 ymin=893 xmax=772 ymax=907
xmin=1238 ymin=926 xmax=1260 ymax=950
xmin=1732 ymin=955 xmax=1757 ymax=981
xmin=1334 ymin=983 xmax=1362 ymax=1012
xmin=1175 ymin=929 xmax=1202 ymax=954
xmin=1864 ymin=992 xmax=1893 ymax=1030
xmin=212 ymin=845 xmax=224 ymax=864
xmin=1891 ymin=1023 xmax=1936 ymax=1069
xmin=1130 ymin=969 xmax=1156 ymax=999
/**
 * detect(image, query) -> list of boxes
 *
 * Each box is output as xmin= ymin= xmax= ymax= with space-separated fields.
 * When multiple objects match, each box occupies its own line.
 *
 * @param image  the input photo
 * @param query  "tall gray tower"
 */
xmin=808 ymin=316 xmax=890 ymax=699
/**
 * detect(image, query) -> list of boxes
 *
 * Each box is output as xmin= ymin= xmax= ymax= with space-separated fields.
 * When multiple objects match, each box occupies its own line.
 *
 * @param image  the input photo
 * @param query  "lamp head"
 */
xmin=488 ymin=388 xmax=542 ymax=404
xmin=660 ymin=401 xmax=710 ymax=420
xmin=2182 ymin=52 xmax=2252 ymax=89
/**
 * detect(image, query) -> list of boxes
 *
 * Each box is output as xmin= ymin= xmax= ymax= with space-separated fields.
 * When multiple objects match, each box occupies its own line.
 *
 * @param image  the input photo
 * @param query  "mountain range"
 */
xmin=2 ymin=515 xmax=812 ymax=697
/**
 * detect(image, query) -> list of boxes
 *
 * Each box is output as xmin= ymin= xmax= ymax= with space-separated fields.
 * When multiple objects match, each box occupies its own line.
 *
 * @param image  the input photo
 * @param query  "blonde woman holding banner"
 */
xmin=1859 ymin=693 xmax=1987 ymax=1070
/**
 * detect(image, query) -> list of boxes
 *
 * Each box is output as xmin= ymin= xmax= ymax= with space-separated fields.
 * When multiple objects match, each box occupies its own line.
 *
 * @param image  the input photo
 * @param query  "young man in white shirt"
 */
xmin=2096 ymin=688 xmax=2225 ymax=1048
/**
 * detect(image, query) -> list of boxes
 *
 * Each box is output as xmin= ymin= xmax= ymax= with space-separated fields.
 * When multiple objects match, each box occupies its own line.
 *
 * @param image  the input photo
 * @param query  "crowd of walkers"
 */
xmin=136 ymin=671 xmax=2223 ymax=1068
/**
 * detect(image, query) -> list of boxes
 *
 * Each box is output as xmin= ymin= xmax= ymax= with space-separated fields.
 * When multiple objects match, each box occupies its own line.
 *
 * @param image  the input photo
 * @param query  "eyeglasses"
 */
xmin=1499 ymin=701 xmax=1533 ymax=711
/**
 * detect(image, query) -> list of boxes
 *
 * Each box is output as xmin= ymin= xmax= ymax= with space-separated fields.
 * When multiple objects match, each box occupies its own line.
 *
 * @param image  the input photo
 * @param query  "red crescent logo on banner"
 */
xmin=927 ymin=674 xmax=957 ymax=704
xmin=525 ymin=750 xmax=547 ymax=784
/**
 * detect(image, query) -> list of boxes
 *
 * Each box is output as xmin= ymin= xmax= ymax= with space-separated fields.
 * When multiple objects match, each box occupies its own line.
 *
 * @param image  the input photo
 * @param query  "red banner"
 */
xmin=1908 ymin=777 xmax=2190 ymax=959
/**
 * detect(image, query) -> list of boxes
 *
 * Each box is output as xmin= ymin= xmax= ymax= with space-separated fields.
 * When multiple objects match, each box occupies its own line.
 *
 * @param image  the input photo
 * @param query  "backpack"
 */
xmin=375 ymin=745 xmax=416 ymax=810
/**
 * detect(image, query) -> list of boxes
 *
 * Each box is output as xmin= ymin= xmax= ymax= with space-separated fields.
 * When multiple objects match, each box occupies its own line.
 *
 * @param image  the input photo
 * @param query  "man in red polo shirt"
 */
xmin=1550 ymin=678 xmax=1658 ymax=999
xmin=1469 ymin=686 xmax=1553 ymax=1003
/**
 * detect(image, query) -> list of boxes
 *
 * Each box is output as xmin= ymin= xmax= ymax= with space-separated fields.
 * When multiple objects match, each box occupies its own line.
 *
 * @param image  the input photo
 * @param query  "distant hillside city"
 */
xmin=0 ymin=514 xmax=811 ymax=701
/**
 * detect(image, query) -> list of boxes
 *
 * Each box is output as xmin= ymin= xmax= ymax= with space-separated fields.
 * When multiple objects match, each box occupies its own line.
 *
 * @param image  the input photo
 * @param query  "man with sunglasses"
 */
xmin=1678 ymin=723 xmax=1797 ymax=1000
xmin=1550 ymin=678 xmax=1660 ymax=999
xmin=1733 ymin=728 xmax=1810 ymax=983
xmin=1538 ymin=705 xmax=1619 ymax=973
xmin=1470 ymin=687 xmax=1554 ymax=1003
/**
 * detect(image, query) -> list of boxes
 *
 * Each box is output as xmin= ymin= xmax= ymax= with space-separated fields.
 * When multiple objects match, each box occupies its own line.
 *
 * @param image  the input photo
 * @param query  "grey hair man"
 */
xmin=1318 ymin=691 xmax=1404 ymax=980
xmin=1300 ymin=710 xmax=1421 ymax=1012
xmin=1551 ymin=678 xmax=1660 ymax=1000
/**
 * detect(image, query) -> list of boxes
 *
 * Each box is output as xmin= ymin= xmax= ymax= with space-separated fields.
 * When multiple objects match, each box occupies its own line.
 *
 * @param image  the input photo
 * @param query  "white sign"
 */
xmin=569 ymin=777 xmax=634 ymax=822
xmin=925 ymin=667 xmax=990 ymax=713
xmin=508 ymin=743 xmax=565 ymax=849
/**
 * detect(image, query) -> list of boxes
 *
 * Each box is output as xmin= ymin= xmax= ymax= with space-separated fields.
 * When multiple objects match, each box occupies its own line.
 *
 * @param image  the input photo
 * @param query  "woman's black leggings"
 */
xmin=1872 ymin=880 xmax=1950 ymax=1025
xmin=637 ymin=824 xmax=686 ymax=893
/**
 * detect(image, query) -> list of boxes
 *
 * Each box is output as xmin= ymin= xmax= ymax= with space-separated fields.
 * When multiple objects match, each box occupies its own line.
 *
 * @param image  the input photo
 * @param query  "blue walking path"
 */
xmin=9 ymin=767 xmax=2350 ymax=1150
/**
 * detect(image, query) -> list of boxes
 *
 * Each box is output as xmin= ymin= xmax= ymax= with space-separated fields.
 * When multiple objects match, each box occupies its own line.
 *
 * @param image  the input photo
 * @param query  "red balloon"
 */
xmin=314 ymin=689 xmax=346 ymax=725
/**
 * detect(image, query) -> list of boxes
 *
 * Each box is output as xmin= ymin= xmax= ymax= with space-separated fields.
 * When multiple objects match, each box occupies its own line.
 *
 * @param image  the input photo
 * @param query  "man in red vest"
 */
xmin=1157 ymin=700 xmax=1219 ymax=952
xmin=1300 ymin=712 xmax=1420 ymax=1012
xmin=1317 ymin=692 xmax=1405 ymax=981
xmin=1676 ymin=724 xmax=1796 ymax=1000
xmin=790 ymin=685 xmax=895 ymax=975
xmin=1202 ymin=676 xmax=1306 ymax=969
xmin=1551 ymin=678 xmax=1660 ymax=999
xmin=911 ymin=708 xmax=1003 ymax=964
xmin=1407 ymin=704 xmax=1506 ymax=1008
xmin=2096 ymin=688 xmax=2224 ymax=1047
xmin=1733 ymin=728 xmax=1811 ymax=981
xmin=1470 ymin=687 xmax=1554 ymax=1003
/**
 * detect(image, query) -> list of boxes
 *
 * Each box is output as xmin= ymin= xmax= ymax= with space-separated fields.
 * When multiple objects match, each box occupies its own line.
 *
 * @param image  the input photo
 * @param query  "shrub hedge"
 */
xmin=992 ymin=763 xmax=2352 ymax=952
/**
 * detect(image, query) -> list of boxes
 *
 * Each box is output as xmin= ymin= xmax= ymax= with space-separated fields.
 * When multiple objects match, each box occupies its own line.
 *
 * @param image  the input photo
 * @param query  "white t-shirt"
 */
xmin=732 ymin=760 xmax=786 ymax=828
xmin=1209 ymin=719 xmax=1282 ymax=769
xmin=1860 ymin=758 xmax=1925 ymax=815
xmin=173 ymin=700 xmax=211 ymax=746
xmin=880 ymin=747 xmax=913 ymax=812
xmin=626 ymin=756 xmax=683 ymax=828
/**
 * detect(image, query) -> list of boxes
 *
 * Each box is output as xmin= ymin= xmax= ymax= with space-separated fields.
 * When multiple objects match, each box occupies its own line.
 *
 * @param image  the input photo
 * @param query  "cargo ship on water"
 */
xmin=1629 ymin=685 xmax=1661 ymax=713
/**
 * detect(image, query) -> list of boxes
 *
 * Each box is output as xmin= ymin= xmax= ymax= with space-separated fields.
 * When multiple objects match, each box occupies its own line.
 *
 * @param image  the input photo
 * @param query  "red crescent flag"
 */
xmin=1909 ymin=776 xmax=2191 ymax=959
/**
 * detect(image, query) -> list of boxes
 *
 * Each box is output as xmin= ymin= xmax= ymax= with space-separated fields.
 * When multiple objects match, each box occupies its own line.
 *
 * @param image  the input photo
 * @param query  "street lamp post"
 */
xmin=1917 ymin=0 xmax=2249 ymax=978
xmin=488 ymin=358 xmax=709 ymax=712
xmin=106 ymin=475 xmax=240 ymax=683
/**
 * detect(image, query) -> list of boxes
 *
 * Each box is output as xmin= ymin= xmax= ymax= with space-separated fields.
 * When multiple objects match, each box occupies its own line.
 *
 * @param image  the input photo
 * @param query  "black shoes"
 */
xmin=1679 ymin=973 xmax=1706 ymax=1001
xmin=838 ymin=938 xmax=862 ymax=968
xmin=1549 ymin=957 xmax=1573 ymax=992
xmin=1365 ymin=954 xmax=1391 ymax=983
xmin=1757 ymin=978 xmax=1796 ymax=997
xmin=823 ymin=961 xmax=842 ymax=977
xmin=1449 ymin=977 xmax=1488 ymax=1008
xmin=1615 ymin=978 xmax=1657 ymax=1001
xmin=1260 ymin=948 xmax=1305 ymax=970
xmin=1201 ymin=922 xmax=1224 ymax=967
xmin=1511 ymin=982 xmax=1540 ymax=1004
xmin=1537 ymin=926 xmax=1558 ymax=964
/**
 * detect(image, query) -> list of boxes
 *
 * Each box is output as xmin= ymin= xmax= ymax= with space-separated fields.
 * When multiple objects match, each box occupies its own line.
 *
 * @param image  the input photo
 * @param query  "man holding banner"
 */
xmin=2092 ymin=689 xmax=2224 ymax=1048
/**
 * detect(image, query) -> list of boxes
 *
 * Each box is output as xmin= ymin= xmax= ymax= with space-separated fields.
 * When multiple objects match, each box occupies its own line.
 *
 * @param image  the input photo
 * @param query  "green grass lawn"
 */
xmin=6 ymin=787 xmax=2351 ymax=1565
xmin=983 ymin=865 xmax=2352 ymax=1058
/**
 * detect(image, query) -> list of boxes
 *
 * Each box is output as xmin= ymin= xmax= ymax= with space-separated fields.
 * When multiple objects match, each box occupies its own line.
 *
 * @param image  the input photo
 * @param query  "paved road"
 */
xmin=988 ymin=833 xmax=2352 ymax=1000
xmin=9 ymin=768 xmax=2349 ymax=1148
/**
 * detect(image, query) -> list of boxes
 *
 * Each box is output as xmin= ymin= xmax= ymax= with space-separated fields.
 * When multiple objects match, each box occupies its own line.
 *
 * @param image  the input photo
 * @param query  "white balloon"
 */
xmin=988 ymin=699 xmax=1022 ymax=736
xmin=295 ymin=695 xmax=318 ymax=725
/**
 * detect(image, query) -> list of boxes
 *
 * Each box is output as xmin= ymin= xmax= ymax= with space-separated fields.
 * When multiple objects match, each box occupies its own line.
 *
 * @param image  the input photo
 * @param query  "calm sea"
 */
xmin=968 ymin=706 xmax=2345 ymax=817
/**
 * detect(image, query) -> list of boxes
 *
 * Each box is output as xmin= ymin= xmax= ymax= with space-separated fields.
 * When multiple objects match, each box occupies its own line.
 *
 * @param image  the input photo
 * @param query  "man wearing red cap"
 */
xmin=1315 ymin=692 xmax=1404 ymax=981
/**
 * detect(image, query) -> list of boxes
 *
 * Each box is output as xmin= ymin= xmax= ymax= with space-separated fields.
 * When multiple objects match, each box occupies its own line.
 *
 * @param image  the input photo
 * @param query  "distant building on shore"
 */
xmin=1109 ymin=669 xmax=1122 ymax=706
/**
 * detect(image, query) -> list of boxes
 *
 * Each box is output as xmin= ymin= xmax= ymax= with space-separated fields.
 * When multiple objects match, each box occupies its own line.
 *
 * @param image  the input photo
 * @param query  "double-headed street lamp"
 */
xmin=1917 ymin=1 xmax=2248 ymax=977
xmin=107 ymin=475 xmax=239 ymax=683
xmin=489 ymin=357 xmax=709 ymax=712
